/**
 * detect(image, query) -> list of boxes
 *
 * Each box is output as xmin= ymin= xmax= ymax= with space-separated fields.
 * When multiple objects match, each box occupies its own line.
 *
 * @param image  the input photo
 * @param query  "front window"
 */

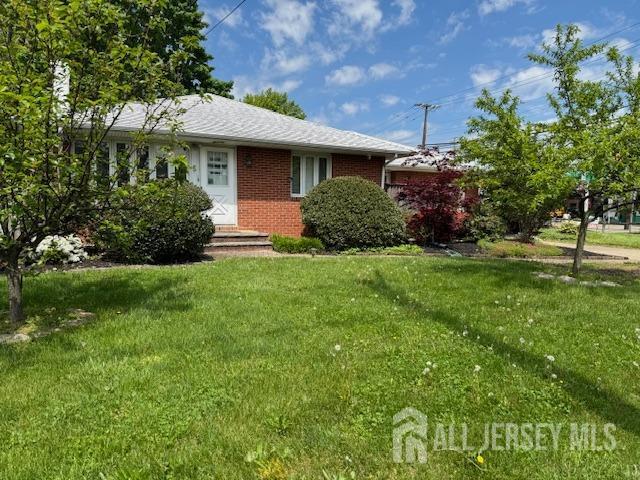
xmin=155 ymin=154 xmax=169 ymax=179
xmin=291 ymin=154 xmax=331 ymax=196
xmin=116 ymin=143 xmax=130 ymax=186
xmin=96 ymin=142 xmax=110 ymax=186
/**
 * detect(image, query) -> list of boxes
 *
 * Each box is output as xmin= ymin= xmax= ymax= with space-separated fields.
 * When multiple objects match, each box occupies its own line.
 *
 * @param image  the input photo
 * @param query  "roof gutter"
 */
xmin=105 ymin=126 xmax=414 ymax=157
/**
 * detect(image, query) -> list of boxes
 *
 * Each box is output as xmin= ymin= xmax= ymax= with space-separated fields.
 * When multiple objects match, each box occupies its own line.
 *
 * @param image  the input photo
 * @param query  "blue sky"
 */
xmin=201 ymin=0 xmax=639 ymax=147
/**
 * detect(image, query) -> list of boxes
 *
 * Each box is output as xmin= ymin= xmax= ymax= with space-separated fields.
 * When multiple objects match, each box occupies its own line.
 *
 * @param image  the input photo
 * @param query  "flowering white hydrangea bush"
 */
xmin=34 ymin=234 xmax=88 ymax=264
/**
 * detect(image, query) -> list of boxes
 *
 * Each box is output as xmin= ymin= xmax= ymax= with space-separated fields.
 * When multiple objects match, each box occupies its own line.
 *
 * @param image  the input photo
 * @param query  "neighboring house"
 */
xmin=384 ymin=155 xmax=441 ymax=198
xmin=105 ymin=94 xmax=413 ymax=236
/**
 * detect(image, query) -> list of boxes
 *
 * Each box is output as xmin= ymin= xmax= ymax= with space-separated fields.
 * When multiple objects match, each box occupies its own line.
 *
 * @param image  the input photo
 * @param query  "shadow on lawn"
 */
xmin=436 ymin=258 xmax=637 ymax=299
xmin=365 ymin=269 xmax=640 ymax=438
xmin=1 ymin=269 xmax=193 ymax=332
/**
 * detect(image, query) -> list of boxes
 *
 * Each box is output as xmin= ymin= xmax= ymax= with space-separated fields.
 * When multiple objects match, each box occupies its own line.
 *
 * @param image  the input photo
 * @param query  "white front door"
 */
xmin=200 ymin=148 xmax=237 ymax=225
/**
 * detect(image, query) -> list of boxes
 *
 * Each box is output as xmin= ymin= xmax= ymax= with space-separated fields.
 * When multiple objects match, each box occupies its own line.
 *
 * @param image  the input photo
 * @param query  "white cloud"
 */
xmin=341 ymin=101 xmax=369 ymax=115
xmin=261 ymin=50 xmax=311 ymax=75
xmin=381 ymin=129 xmax=415 ymax=142
xmin=204 ymin=5 xmax=245 ymax=28
xmin=232 ymin=75 xmax=302 ymax=98
xmin=330 ymin=0 xmax=383 ymax=36
xmin=439 ymin=10 xmax=469 ymax=45
xmin=380 ymin=94 xmax=401 ymax=107
xmin=478 ymin=0 xmax=535 ymax=16
xmin=380 ymin=0 xmax=416 ymax=31
xmin=505 ymin=65 xmax=554 ymax=101
xmin=541 ymin=22 xmax=601 ymax=46
xmin=325 ymin=65 xmax=366 ymax=86
xmin=310 ymin=42 xmax=347 ymax=65
xmin=261 ymin=0 xmax=316 ymax=46
xmin=506 ymin=34 xmax=537 ymax=49
xmin=369 ymin=63 xmax=400 ymax=80
xmin=470 ymin=65 xmax=502 ymax=87
xmin=393 ymin=0 xmax=416 ymax=26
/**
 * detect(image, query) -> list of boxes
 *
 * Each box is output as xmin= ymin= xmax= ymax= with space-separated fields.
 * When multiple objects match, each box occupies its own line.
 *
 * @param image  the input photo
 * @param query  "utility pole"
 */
xmin=415 ymin=103 xmax=439 ymax=149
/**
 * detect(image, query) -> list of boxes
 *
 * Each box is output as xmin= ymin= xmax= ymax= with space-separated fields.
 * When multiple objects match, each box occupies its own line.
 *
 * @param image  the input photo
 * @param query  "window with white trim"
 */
xmin=291 ymin=154 xmax=331 ymax=196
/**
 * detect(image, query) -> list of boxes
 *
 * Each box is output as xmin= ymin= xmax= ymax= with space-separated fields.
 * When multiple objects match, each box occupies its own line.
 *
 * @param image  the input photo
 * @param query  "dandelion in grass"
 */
xmin=519 ymin=337 xmax=526 ymax=344
xmin=545 ymin=355 xmax=555 ymax=363
xmin=334 ymin=344 xmax=341 ymax=352
xmin=474 ymin=365 xmax=482 ymax=373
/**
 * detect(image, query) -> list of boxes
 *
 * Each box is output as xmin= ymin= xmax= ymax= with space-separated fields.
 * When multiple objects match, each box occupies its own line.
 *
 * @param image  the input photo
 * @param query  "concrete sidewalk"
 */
xmin=541 ymin=240 xmax=640 ymax=262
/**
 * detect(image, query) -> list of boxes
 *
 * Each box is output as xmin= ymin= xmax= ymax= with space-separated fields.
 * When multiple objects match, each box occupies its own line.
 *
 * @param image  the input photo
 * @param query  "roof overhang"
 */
xmin=105 ymin=127 xmax=413 ymax=158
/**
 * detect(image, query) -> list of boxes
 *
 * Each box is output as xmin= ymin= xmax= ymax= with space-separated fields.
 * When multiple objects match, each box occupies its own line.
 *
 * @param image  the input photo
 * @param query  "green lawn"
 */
xmin=539 ymin=227 xmax=640 ymax=249
xmin=1 ymin=257 xmax=640 ymax=479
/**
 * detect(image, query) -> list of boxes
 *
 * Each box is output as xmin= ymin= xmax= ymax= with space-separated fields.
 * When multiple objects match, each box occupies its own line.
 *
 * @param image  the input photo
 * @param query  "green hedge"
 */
xmin=270 ymin=234 xmax=324 ymax=254
xmin=94 ymin=180 xmax=214 ymax=263
xmin=300 ymin=176 xmax=407 ymax=250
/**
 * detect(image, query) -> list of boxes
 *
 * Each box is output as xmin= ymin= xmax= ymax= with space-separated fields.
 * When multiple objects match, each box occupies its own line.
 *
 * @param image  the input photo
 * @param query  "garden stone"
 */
xmin=534 ymin=272 xmax=555 ymax=280
xmin=0 ymin=333 xmax=31 ymax=345
xmin=558 ymin=275 xmax=577 ymax=284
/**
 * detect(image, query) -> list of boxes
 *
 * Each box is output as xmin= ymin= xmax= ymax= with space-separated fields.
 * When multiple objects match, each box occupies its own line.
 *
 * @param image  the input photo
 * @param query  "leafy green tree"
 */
xmin=529 ymin=25 xmax=640 ymax=273
xmin=114 ymin=0 xmax=233 ymax=96
xmin=460 ymin=90 xmax=573 ymax=242
xmin=0 ymin=0 xmax=186 ymax=325
xmin=463 ymin=24 xmax=640 ymax=272
xmin=243 ymin=88 xmax=307 ymax=119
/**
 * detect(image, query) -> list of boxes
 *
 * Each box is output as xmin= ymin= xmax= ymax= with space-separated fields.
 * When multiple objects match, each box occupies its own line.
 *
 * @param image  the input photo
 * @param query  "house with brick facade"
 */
xmin=107 ymin=94 xmax=413 ymax=237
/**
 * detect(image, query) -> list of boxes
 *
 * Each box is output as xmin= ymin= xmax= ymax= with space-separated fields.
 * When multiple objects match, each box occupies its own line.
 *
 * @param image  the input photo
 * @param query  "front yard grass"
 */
xmin=539 ymin=227 xmax=640 ymax=249
xmin=1 ymin=257 xmax=640 ymax=479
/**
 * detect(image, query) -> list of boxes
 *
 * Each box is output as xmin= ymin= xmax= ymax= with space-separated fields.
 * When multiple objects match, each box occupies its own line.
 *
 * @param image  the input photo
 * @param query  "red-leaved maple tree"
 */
xmin=396 ymin=170 xmax=468 ymax=244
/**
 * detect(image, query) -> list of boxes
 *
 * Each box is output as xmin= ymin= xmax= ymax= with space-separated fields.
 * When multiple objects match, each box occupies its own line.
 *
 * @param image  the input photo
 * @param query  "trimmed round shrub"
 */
xmin=301 ymin=176 xmax=407 ymax=250
xmin=94 ymin=179 xmax=214 ymax=263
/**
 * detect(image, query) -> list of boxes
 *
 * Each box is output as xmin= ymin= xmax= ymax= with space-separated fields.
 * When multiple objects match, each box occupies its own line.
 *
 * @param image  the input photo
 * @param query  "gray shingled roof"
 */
xmin=110 ymin=94 xmax=414 ymax=155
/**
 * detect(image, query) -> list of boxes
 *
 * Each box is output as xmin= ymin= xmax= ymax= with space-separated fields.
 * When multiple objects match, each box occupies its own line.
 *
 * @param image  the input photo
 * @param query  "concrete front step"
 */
xmin=205 ymin=243 xmax=273 ymax=256
xmin=207 ymin=241 xmax=272 ymax=248
xmin=207 ymin=230 xmax=273 ymax=255
xmin=211 ymin=231 xmax=270 ymax=244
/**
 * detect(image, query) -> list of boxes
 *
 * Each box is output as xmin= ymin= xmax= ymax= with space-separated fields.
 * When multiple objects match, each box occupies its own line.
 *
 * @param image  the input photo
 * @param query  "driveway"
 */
xmin=540 ymin=240 xmax=640 ymax=262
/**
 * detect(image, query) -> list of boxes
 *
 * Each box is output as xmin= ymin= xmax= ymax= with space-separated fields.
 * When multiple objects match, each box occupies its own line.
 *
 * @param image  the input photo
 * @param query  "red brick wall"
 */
xmin=236 ymin=147 xmax=384 ymax=236
xmin=333 ymin=154 xmax=385 ymax=183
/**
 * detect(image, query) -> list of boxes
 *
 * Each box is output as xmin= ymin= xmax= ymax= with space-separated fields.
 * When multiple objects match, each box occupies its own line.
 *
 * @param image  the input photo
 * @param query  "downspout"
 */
xmin=382 ymin=154 xmax=398 ymax=189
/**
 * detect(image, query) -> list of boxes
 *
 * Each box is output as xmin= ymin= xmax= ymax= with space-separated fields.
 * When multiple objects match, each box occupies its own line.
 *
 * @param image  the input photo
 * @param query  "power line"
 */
xmin=361 ymin=105 xmax=420 ymax=135
xmin=415 ymin=103 xmax=439 ymax=148
xmin=436 ymin=36 xmax=640 ymax=109
xmin=368 ymin=35 xmax=640 ymax=140
xmin=424 ymin=21 xmax=640 ymax=107
xmin=203 ymin=0 xmax=248 ymax=36
xmin=364 ymin=23 xmax=640 ymax=142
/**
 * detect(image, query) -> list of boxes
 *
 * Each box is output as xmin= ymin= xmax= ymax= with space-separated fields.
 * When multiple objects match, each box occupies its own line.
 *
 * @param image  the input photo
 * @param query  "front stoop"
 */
xmin=205 ymin=230 xmax=274 ymax=256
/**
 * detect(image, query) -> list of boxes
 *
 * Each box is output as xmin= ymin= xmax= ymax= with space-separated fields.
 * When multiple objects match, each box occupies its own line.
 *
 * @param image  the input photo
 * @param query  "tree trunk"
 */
xmin=6 ymin=252 xmax=25 ymax=326
xmin=625 ymin=209 xmax=632 ymax=231
xmin=572 ymin=204 xmax=589 ymax=276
